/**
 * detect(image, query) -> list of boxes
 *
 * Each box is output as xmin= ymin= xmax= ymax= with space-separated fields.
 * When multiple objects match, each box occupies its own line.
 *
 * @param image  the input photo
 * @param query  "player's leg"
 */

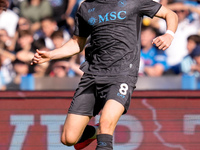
xmin=96 ymin=99 xmax=125 ymax=150
xmin=95 ymin=75 xmax=137 ymax=150
xmin=61 ymin=73 xmax=99 ymax=148
xmin=61 ymin=113 xmax=91 ymax=146
xmin=74 ymin=123 xmax=99 ymax=150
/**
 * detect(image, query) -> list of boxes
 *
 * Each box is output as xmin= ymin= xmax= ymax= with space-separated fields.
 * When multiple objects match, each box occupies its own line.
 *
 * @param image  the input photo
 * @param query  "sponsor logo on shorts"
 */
xmin=117 ymin=92 xmax=125 ymax=98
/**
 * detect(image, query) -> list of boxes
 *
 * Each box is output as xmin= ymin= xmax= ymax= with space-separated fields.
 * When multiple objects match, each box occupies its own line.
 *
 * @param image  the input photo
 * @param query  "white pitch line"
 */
xmin=142 ymin=99 xmax=186 ymax=150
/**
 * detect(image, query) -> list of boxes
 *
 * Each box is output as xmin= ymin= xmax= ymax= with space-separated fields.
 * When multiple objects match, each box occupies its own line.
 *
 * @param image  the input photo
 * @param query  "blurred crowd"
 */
xmin=0 ymin=0 xmax=200 ymax=90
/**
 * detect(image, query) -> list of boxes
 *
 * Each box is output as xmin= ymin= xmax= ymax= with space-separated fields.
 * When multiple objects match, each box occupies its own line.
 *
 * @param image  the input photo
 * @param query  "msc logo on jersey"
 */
xmin=88 ymin=11 xmax=126 ymax=25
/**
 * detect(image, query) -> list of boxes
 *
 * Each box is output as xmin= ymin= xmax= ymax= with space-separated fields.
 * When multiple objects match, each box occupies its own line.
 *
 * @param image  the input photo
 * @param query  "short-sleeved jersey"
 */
xmin=74 ymin=0 xmax=161 ymax=76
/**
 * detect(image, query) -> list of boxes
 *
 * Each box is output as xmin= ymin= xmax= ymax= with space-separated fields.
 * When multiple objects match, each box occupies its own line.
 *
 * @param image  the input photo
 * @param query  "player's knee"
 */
xmin=61 ymin=132 xmax=77 ymax=146
xmin=99 ymin=119 xmax=114 ymax=134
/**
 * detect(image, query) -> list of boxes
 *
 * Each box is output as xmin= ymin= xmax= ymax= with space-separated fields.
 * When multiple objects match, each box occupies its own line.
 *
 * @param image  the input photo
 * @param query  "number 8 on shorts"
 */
xmin=119 ymin=83 xmax=128 ymax=95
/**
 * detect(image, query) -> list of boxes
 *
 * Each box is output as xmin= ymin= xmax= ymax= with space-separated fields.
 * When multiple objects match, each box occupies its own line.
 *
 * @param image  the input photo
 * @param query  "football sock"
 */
xmin=96 ymin=134 xmax=113 ymax=150
xmin=77 ymin=125 xmax=96 ymax=143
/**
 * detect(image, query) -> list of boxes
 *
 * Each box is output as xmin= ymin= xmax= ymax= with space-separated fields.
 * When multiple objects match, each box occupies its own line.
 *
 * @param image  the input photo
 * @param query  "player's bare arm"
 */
xmin=152 ymin=5 xmax=178 ymax=50
xmin=31 ymin=35 xmax=87 ymax=65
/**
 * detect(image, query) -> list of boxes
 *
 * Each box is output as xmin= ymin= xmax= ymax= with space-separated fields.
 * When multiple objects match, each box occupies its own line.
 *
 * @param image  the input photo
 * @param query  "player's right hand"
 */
xmin=152 ymin=33 xmax=173 ymax=51
xmin=31 ymin=49 xmax=51 ymax=65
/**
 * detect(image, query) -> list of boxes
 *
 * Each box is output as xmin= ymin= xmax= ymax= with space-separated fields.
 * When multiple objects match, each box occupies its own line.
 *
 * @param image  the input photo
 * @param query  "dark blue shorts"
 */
xmin=68 ymin=73 xmax=137 ymax=116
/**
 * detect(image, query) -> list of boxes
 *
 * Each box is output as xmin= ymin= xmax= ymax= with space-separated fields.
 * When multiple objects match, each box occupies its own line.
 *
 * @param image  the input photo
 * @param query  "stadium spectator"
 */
xmin=6 ymin=59 xmax=29 ymax=90
xmin=65 ymin=0 xmax=81 ymax=35
xmin=0 ymin=40 xmax=6 ymax=90
xmin=19 ymin=0 xmax=53 ymax=32
xmin=0 ymin=71 xmax=6 ymax=90
xmin=16 ymin=16 xmax=34 ymax=34
xmin=48 ymin=0 xmax=68 ymax=28
xmin=183 ymin=0 xmax=200 ymax=33
xmin=38 ymin=17 xmax=58 ymax=50
xmin=0 ymin=0 xmax=8 ymax=14
xmin=49 ymin=30 xmax=83 ymax=77
xmin=181 ymin=34 xmax=200 ymax=76
xmin=31 ymin=38 xmax=49 ymax=77
xmin=51 ymin=30 xmax=69 ymax=48
xmin=16 ymin=30 xmax=35 ymax=63
xmin=191 ymin=45 xmax=200 ymax=73
xmin=13 ymin=17 xmax=33 ymax=52
xmin=9 ymin=0 xmax=21 ymax=15
xmin=139 ymin=26 xmax=168 ymax=76
xmin=185 ymin=0 xmax=200 ymax=15
xmin=0 ymin=29 xmax=15 ymax=52
xmin=33 ymin=37 xmax=49 ymax=51
xmin=0 ymin=41 xmax=15 ymax=89
xmin=47 ymin=60 xmax=71 ymax=77
xmin=0 ymin=0 xmax=19 ymax=37
xmin=48 ymin=0 xmax=76 ymax=31
xmin=163 ymin=2 xmax=199 ymax=74
xmin=15 ymin=30 xmax=36 ymax=74
xmin=37 ymin=16 xmax=71 ymax=50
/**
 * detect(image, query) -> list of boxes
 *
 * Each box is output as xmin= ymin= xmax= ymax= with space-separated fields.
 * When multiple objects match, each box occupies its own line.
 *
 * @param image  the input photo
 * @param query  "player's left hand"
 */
xmin=152 ymin=33 xmax=174 ymax=50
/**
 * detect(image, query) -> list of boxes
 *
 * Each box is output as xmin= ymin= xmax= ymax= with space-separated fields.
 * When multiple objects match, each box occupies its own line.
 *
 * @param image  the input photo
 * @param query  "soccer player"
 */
xmin=31 ymin=0 xmax=178 ymax=149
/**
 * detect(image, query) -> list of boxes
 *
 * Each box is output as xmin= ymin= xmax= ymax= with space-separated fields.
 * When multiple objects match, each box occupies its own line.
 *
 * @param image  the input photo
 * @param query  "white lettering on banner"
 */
xmin=95 ymin=115 xmax=143 ymax=150
xmin=40 ymin=115 xmax=74 ymax=150
xmin=142 ymin=99 xmax=186 ymax=150
xmin=184 ymin=115 xmax=200 ymax=135
xmin=12 ymin=113 xmax=200 ymax=150
xmin=9 ymin=115 xmax=34 ymax=150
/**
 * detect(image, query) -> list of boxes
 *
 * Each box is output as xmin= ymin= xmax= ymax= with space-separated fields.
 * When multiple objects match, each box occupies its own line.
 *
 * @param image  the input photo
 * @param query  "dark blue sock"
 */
xmin=96 ymin=134 xmax=113 ymax=150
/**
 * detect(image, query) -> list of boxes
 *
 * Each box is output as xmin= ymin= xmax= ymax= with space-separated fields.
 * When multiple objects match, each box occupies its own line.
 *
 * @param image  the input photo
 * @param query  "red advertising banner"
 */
xmin=0 ymin=91 xmax=200 ymax=150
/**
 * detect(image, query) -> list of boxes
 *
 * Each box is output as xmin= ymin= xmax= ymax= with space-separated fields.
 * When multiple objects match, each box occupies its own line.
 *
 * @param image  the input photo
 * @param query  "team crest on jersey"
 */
xmin=88 ymin=17 xmax=97 ymax=25
xmin=118 ymin=0 xmax=127 ymax=7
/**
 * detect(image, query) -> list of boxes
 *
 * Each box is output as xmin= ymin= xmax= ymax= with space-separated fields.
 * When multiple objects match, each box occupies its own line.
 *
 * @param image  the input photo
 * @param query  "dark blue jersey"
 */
xmin=74 ymin=0 xmax=161 ymax=76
